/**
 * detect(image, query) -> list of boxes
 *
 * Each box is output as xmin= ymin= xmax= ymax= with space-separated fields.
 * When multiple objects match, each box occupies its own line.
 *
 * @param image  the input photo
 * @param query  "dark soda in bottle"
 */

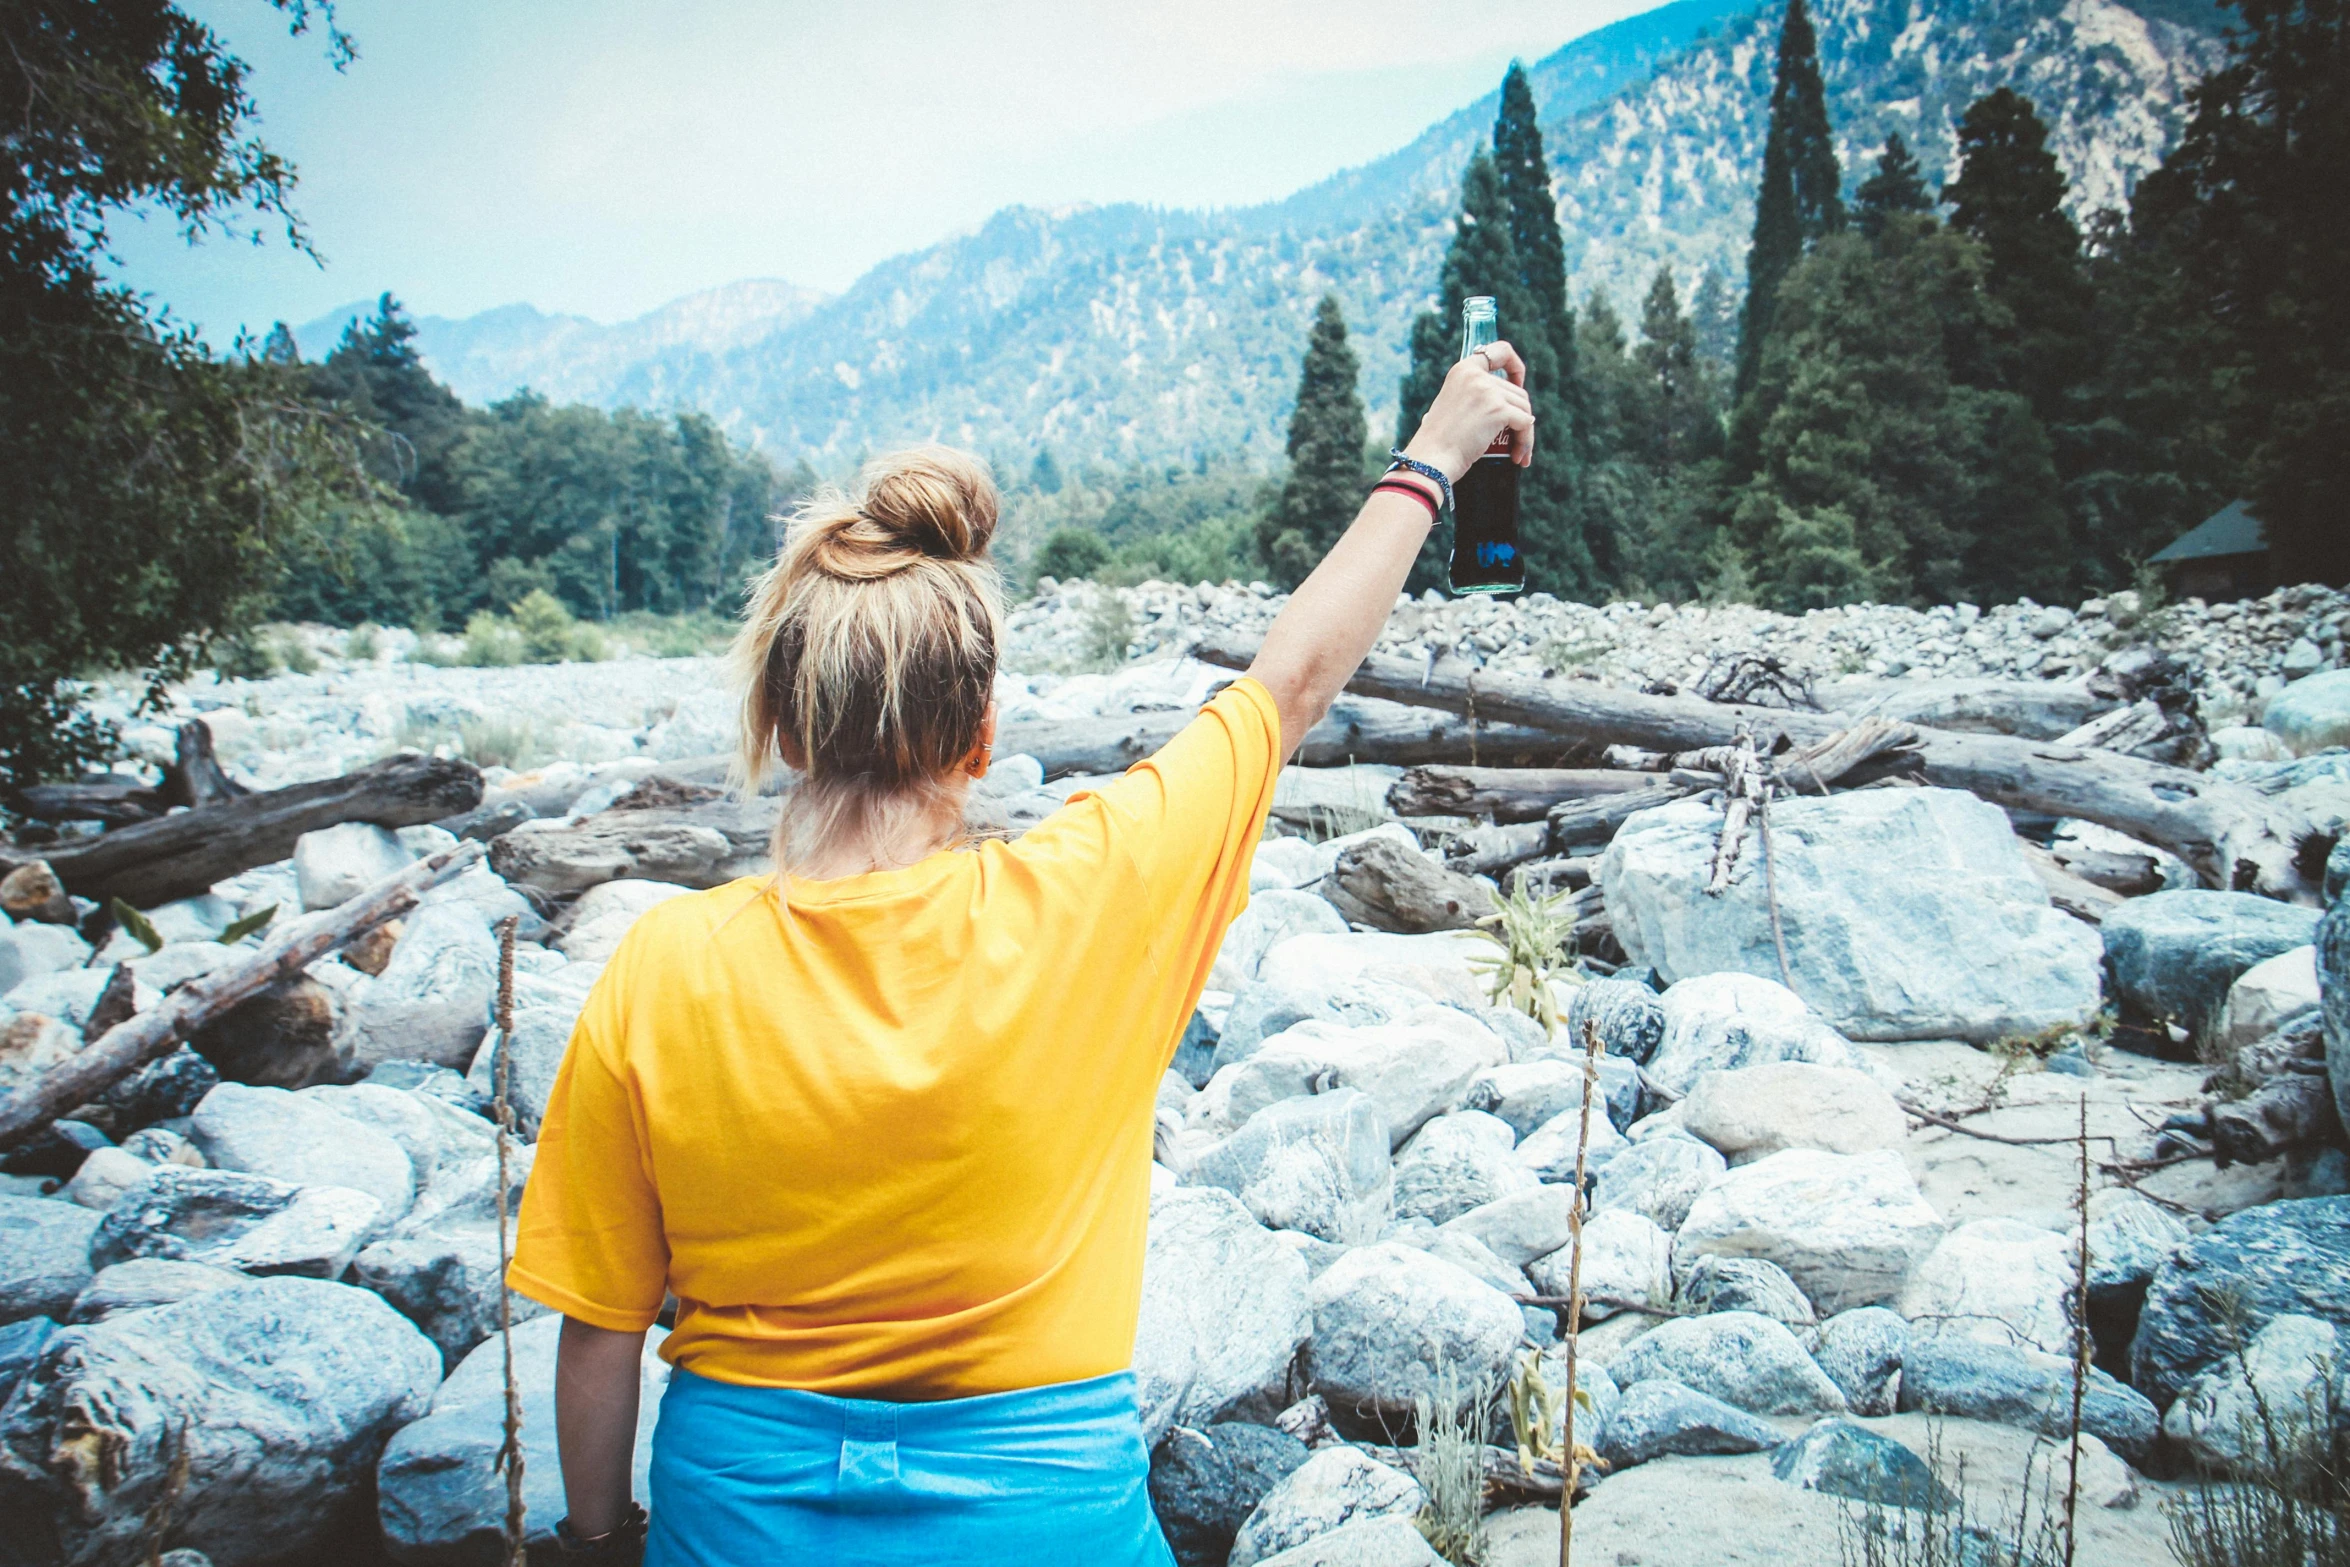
xmin=1446 ymin=296 xmax=1525 ymax=595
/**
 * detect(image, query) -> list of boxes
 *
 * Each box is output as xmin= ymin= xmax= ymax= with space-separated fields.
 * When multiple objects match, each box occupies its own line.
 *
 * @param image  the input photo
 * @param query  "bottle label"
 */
xmin=1483 ymin=432 xmax=1513 ymax=458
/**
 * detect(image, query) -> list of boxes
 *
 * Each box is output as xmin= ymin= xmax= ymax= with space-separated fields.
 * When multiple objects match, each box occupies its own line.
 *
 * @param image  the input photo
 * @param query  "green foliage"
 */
xmin=1737 ymin=0 xmax=1844 ymax=403
xmin=218 ymin=905 xmax=276 ymax=944
xmin=1471 ymin=879 xmax=1582 ymax=1034
xmin=457 ymin=716 xmax=542 ymax=770
xmin=1034 ymin=527 xmax=1111 ymax=583
xmin=109 ymin=899 xmax=163 ymax=955
xmin=1079 ymin=590 xmax=1135 ymax=670
xmin=1575 ymin=283 xmax=1732 ymax=602
xmin=1944 ymin=89 xmax=2093 ymax=430
xmin=1855 ymin=133 xmax=1935 ymax=238
xmin=1258 ymin=295 xmax=1370 ymax=588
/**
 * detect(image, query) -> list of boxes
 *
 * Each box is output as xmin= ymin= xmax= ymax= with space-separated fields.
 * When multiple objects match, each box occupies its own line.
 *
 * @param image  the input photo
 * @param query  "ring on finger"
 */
xmin=1471 ymin=346 xmax=1493 ymax=366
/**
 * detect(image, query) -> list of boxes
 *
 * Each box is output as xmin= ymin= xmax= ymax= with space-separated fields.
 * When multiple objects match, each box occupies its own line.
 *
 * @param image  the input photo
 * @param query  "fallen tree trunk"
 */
xmin=1323 ymin=834 xmax=1498 ymax=934
xmin=1815 ymin=677 xmax=2110 ymax=739
xmin=998 ymin=692 xmax=1567 ymax=780
xmin=0 ymin=842 xmax=485 ymax=1151
xmin=1389 ymin=766 xmax=1669 ymax=823
xmin=489 ymin=795 xmax=779 ymax=897
xmin=6 ymin=753 xmax=483 ymax=909
xmin=1192 ymin=634 xmax=2315 ymax=896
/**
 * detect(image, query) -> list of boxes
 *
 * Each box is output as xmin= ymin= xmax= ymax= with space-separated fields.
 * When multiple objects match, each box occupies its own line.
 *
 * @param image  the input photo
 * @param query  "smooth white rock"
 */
xmin=1673 ymin=1148 xmax=1945 ymax=1315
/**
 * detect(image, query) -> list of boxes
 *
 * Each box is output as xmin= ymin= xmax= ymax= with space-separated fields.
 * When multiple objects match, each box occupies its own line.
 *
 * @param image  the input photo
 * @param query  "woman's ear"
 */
xmin=964 ymin=701 xmax=999 ymax=779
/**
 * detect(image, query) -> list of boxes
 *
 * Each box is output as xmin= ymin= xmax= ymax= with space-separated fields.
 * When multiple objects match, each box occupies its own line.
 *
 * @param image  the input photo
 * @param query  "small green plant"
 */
xmin=1034 ymin=526 xmax=1112 ymax=584
xmin=274 ymin=630 xmax=320 ymax=675
xmin=1414 ymin=1367 xmax=1491 ymax=1566
xmin=217 ymin=905 xmax=276 ymax=944
xmin=1470 ymin=880 xmax=1583 ymax=1034
xmin=1538 ymin=634 xmax=1613 ymax=670
xmin=346 ymin=623 xmax=381 ymax=661
xmin=209 ymin=633 xmax=279 ymax=680
xmin=1080 ymin=589 xmax=1135 ymax=669
xmin=459 ymin=717 xmax=541 ymax=770
xmin=2165 ymin=1328 xmax=2349 ymax=1567
xmin=509 ymin=589 xmax=603 ymax=663
xmin=108 ymin=898 xmax=163 ymax=954
xmin=460 ymin=613 xmax=526 ymax=667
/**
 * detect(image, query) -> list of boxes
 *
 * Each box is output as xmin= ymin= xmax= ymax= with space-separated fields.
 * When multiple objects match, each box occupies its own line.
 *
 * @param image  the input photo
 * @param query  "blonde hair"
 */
xmin=732 ymin=445 xmax=1005 ymax=871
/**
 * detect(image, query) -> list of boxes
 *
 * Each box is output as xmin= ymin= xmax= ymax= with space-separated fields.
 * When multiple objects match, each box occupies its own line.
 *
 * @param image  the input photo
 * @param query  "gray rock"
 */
xmin=1437 ymin=1183 xmax=1581 ymax=1268
xmin=342 ymin=903 xmax=499 ymax=1071
xmin=0 ymin=921 xmax=90 ymax=997
xmin=2131 ymin=1195 xmax=2350 ymax=1406
xmin=2103 ymin=890 xmax=2321 ymax=1040
xmin=556 ymin=877 xmax=694 ymax=964
xmin=1602 ymin=789 xmax=2103 ymax=1043
xmin=61 ymin=1147 xmax=152 ymax=1211
xmin=1772 ymin=1418 xmax=1954 ymax=1509
xmin=1209 ymin=890 xmax=1352 ymax=992
xmin=5 ymin=966 xmax=160 ymax=1030
xmin=292 ymin=822 xmax=413 ymax=911
xmin=351 ymin=1149 xmax=546 ymax=1371
xmin=2322 ymin=885 xmax=2347 ymax=1137
xmin=1644 ymin=973 xmax=1879 ymax=1098
xmin=1811 ymin=1308 xmax=1910 ymax=1417
xmin=1679 ymin=1255 xmax=1817 ymax=1327
xmin=1511 ymin=1101 xmax=1628 ymax=1183
xmin=68 ymin=1258 xmax=245 ymax=1323
xmin=1680 ymin=1061 xmax=1907 ymax=1165
xmin=1898 ymin=1336 xmax=2159 ymax=1462
xmin=0 ymin=1198 xmax=99 ymax=1323
xmin=1249 ymin=1517 xmax=1441 ymax=1567
xmin=302 ymin=1081 xmax=495 ymax=1203
xmin=1182 ymin=1089 xmax=1394 ymax=1245
xmin=2085 ymin=1190 xmax=2190 ymax=1312
xmin=1462 ymin=1060 xmax=1587 ymax=1140
xmin=1593 ymin=1134 xmax=1726 ymax=1232
xmin=463 ymin=1000 xmax=582 ymax=1138
xmin=0 ymin=1011 xmax=83 ymax=1101
xmin=75 ymin=1046 xmax=217 ymax=1141
xmin=1306 ymin=1242 xmax=1522 ymax=1437
xmin=2161 ymin=1313 xmax=2346 ymax=1472
xmin=1563 ymin=979 xmax=1666 ymax=1066
xmin=1610 ymin=1310 xmax=1847 ymax=1415
xmin=377 ymin=1313 xmax=669 ymax=1561
xmin=92 ymin=1166 xmax=380 ymax=1279
xmin=2264 ymin=668 xmax=2350 ymax=754
xmin=1900 ymin=1217 xmax=2076 ymax=1357
xmin=190 ymin=974 xmax=345 ymax=1090
xmin=1210 ymin=973 xmax=1433 ymax=1072
xmin=1527 ymin=1208 xmax=1671 ymax=1322
xmin=1596 ymin=1379 xmax=1785 ymax=1469
xmin=1391 ymin=1111 xmax=1534 ymax=1225
xmin=1149 ymin=1421 xmax=1312 ymax=1567
xmin=1134 ymin=1189 xmax=1313 ymax=1449
xmin=1228 ymin=1445 xmax=1425 ymax=1567
xmin=189 ymin=1083 xmax=415 ymax=1230
xmin=2216 ymin=945 xmax=2322 ymax=1053
xmin=1673 ymin=1149 xmax=1946 ymax=1315
xmin=0 ymin=1277 xmax=440 ymax=1567
xmin=0 ymin=1316 xmax=56 ymax=1401
xmin=1193 ymin=1008 xmax=1508 ymax=1151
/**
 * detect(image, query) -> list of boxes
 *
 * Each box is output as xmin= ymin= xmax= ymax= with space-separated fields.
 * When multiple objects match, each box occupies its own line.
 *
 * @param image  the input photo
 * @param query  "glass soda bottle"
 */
xmin=1446 ymin=296 xmax=1526 ymax=595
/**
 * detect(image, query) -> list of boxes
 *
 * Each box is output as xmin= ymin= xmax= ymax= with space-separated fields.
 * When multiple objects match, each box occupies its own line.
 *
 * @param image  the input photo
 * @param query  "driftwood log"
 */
xmin=998 ymin=692 xmax=1567 ymax=781
xmin=489 ymin=795 xmax=779 ymax=897
xmin=0 ymin=842 xmax=485 ymax=1151
xmin=1440 ymin=820 xmax=1552 ymax=877
xmin=1390 ymin=767 xmax=1668 ymax=823
xmin=1323 ymin=834 xmax=1498 ymax=934
xmin=1193 ymin=634 xmax=2321 ymax=897
xmin=5 ymin=753 xmax=482 ymax=909
xmin=11 ymin=720 xmax=249 ymax=825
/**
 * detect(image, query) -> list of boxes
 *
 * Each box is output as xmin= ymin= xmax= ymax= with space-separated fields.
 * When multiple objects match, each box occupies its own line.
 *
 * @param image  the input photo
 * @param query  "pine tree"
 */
xmin=1854 ymin=132 xmax=1932 ymax=238
xmin=1259 ymin=294 xmax=1370 ymax=589
xmin=318 ymin=294 xmax=470 ymax=512
xmin=260 ymin=321 xmax=302 ymax=365
xmin=1735 ymin=0 xmax=1844 ymax=403
xmin=1029 ymin=447 xmax=1063 ymax=495
xmin=1691 ymin=266 xmax=1739 ymax=376
xmin=1944 ymin=90 xmax=2091 ymax=422
xmin=1635 ymin=269 xmax=1704 ymax=468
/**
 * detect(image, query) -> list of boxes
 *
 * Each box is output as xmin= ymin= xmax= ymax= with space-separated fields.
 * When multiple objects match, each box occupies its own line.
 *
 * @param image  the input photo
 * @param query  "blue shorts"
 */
xmin=645 ymin=1367 xmax=1176 ymax=1567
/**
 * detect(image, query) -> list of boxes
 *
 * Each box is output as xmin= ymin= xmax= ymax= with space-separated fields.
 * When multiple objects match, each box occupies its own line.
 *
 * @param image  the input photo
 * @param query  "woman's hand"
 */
xmin=1400 ymin=339 xmax=1537 ymax=480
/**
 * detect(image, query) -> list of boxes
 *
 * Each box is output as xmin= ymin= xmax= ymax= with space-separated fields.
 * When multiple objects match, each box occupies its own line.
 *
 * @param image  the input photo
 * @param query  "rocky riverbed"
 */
xmin=2 ymin=579 xmax=2348 ymax=1567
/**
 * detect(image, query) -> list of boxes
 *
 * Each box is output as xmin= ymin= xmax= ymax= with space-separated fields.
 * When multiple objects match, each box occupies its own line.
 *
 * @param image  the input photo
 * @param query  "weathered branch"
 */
xmin=1389 ymin=766 xmax=1669 ymax=823
xmin=9 ymin=753 xmax=483 ymax=908
xmin=999 ymin=692 xmax=1568 ymax=781
xmin=0 ymin=842 xmax=486 ymax=1150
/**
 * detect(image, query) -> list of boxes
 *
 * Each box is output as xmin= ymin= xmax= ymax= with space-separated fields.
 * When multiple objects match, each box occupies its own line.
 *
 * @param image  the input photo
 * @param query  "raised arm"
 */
xmin=1245 ymin=341 xmax=1535 ymax=758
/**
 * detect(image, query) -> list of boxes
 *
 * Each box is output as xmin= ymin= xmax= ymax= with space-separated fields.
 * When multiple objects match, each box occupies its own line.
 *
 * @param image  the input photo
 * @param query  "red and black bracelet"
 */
xmin=1371 ymin=476 xmax=1443 ymax=520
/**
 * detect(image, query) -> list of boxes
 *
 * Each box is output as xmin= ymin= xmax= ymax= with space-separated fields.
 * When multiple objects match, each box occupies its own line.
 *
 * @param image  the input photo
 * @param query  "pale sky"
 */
xmin=115 ymin=0 xmax=1665 ymax=338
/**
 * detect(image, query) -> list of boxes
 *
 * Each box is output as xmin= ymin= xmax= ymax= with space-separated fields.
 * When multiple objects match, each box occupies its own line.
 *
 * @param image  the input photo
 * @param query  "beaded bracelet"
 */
xmin=1384 ymin=449 xmax=1453 ymax=512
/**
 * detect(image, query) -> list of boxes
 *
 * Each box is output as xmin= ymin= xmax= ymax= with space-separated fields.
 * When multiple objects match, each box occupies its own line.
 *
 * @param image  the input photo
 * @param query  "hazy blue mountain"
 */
xmin=304 ymin=0 xmax=2221 ymax=469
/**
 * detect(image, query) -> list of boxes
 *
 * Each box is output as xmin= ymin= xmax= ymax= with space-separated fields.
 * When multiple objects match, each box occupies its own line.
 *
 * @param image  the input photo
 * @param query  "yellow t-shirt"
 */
xmin=508 ymin=676 xmax=1282 ymax=1398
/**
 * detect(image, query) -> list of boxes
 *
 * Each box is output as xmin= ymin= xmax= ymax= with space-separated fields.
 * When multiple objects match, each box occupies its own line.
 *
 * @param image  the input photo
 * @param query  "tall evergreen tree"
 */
xmin=1690 ymin=266 xmax=1740 ymax=375
xmin=1633 ymin=269 xmax=1719 ymax=469
xmin=1854 ymin=132 xmax=1932 ymax=237
xmin=1258 ymin=294 xmax=1369 ymax=589
xmin=1943 ymin=90 xmax=2091 ymax=423
xmin=316 ymin=294 xmax=470 ymax=513
xmin=2126 ymin=0 xmax=2348 ymax=585
xmin=1735 ymin=0 xmax=1844 ymax=403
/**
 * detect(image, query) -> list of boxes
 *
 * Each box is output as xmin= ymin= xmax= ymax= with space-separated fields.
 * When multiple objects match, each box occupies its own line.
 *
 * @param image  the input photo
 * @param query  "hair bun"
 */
xmin=858 ymin=445 xmax=998 ymax=562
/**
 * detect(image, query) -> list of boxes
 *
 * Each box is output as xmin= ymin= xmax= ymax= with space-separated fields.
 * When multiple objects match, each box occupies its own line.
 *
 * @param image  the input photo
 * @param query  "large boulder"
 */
xmin=1679 ymin=1062 xmax=1906 ymax=1165
xmin=340 ymin=903 xmax=500 ymax=1072
xmin=1510 ymin=1102 xmax=1628 ymax=1183
xmin=1609 ymin=1310 xmax=1847 ymax=1416
xmin=2161 ymin=1313 xmax=2346 ymax=1472
xmin=1771 ymin=1418 xmax=1954 ymax=1510
xmin=377 ymin=1313 xmax=669 ymax=1561
xmin=189 ymin=1083 xmax=416 ymax=1230
xmin=1249 ymin=1518 xmax=1441 ymax=1567
xmin=2263 ymin=668 xmax=2350 ymax=755
xmin=1591 ymin=1134 xmax=1726 ymax=1232
xmin=1678 ymin=1255 xmax=1817 ymax=1328
xmin=352 ymin=1148 xmax=547 ymax=1370
xmin=1148 ymin=1421 xmax=1312 ymax=1567
xmin=1436 ymin=1184 xmax=1581 ymax=1268
xmin=2131 ymin=1195 xmax=2350 ymax=1406
xmin=293 ymin=822 xmax=413 ymax=911
xmin=1643 ymin=974 xmax=1877 ymax=1099
xmin=463 ymin=964 xmax=599 ymax=1137
xmin=1461 ymin=1060 xmax=1587 ymax=1140
xmin=67 ymin=1259 xmax=244 ymax=1324
xmin=1563 ymin=979 xmax=1667 ymax=1065
xmin=1390 ymin=1112 xmax=1534 ymax=1225
xmin=2217 ymin=946 xmax=2322 ymax=1054
xmin=1209 ymin=890 xmax=1352 ymax=993
xmin=0 ymin=1277 xmax=440 ymax=1567
xmin=191 ymin=974 xmax=345 ymax=1090
xmin=1811 ymin=1307 xmax=1910 ymax=1417
xmin=1898 ymin=1336 xmax=2159 ymax=1462
xmin=1528 ymin=1208 xmax=1672 ymax=1322
xmin=0 ymin=1198 xmax=100 ymax=1324
xmin=556 ymin=878 xmax=694 ymax=965
xmin=1595 ymin=1380 xmax=1784 ymax=1470
xmin=0 ymin=921 xmax=90 ymax=997
xmin=1305 ymin=1242 xmax=1522 ymax=1436
xmin=92 ymin=1166 xmax=380 ymax=1279
xmin=1210 ymin=973 xmax=1434 ymax=1073
xmin=1227 ymin=1445 xmax=1425 ymax=1567
xmin=1898 ymin=1218 xmax=2077 ymax=1357
xmin=1600 ymin=789 xmax=2103 ymax=1043
xmin=1253 ymin=931 xmax=1491 ymax=1012
xmin=1133 ymin=1189 xmax=1313 ymax=1448
xmin=2322 ymin=886 xmax=2348 ymax=1138
xmin=2102 ymin=890 xmax=2321 ymax=1041
xmin=1181 ymin=1089 xmax=1394 ymax=1245
xmin=1673 ymin=1149 xmax=1945 ymax=1315
xmin=1192 ymin=1008 xmax=1507 ymax=1150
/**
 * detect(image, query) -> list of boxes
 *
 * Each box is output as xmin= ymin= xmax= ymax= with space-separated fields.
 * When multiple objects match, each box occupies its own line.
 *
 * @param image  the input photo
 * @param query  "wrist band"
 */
xmin=1371 ymin=478 xmax=1441 ymax=521
xmin=1385 ymin=450 xmax=1453 ymax=512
